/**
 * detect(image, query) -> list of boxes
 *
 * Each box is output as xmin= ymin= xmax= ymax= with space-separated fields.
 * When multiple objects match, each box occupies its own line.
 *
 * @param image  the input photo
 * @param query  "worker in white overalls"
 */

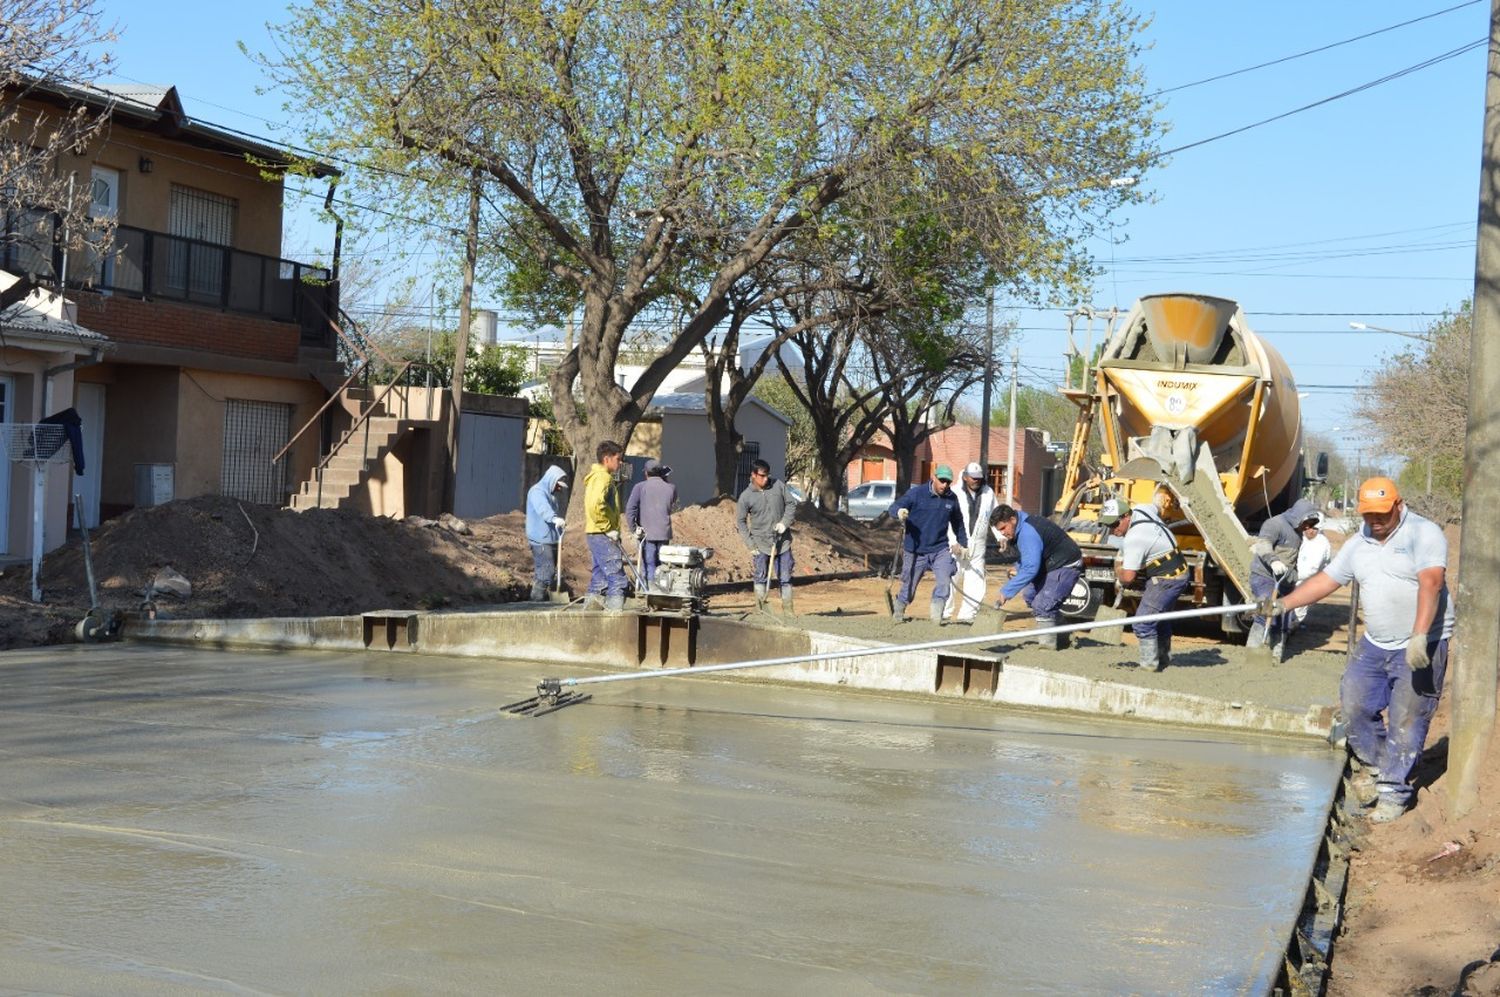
xmin=945 ymin=461 xmax=997 ymax=625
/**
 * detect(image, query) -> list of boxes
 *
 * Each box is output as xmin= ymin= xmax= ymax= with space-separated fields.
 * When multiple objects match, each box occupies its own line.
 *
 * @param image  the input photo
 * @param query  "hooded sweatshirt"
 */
xmin=525 ymin=465 xmax=569 ymax=544
xmin=1251 ymin=497 xmax=1318 ymax=581
xmin=584 ymin=461 xmax=623 ymax=534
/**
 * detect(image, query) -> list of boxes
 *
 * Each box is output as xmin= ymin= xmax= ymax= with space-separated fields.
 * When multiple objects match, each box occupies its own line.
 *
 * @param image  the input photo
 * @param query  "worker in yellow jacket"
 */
xmin=583 ymin=439 xmax=628 ymax=612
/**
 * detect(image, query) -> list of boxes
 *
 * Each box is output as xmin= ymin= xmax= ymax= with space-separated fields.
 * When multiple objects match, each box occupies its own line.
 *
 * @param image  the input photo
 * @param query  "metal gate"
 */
xmin=220 ymin=399 xmax=291 ymax=504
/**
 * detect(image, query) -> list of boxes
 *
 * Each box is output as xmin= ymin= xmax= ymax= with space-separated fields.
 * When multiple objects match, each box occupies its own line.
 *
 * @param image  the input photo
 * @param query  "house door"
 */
xmin=90 ymin=166 xmax=120 ymax=289
xmin=860 ymin=458 xmax=883 ymax=483
xmin=0 ymin=375 xmax=11 ymax=552
xmin=74 ymin=383 xmax=105 ymax=528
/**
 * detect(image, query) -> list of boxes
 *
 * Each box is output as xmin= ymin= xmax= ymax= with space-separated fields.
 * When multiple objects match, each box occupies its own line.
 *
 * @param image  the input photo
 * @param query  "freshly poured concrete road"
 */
xmin=0 ymin=644 xmax=1342 ymax=994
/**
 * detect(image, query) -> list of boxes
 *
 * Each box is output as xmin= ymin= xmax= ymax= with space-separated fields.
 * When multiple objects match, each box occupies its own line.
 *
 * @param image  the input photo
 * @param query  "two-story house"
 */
xmin=2 ymin=78 xmax=342 ymax=562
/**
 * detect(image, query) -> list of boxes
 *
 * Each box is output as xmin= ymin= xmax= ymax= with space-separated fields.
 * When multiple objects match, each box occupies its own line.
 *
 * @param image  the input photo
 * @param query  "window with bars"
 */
xmin=220 ymin=399 xmax=292 ymax=505
xmin=167 ymin=184 xmax=236 ymax=300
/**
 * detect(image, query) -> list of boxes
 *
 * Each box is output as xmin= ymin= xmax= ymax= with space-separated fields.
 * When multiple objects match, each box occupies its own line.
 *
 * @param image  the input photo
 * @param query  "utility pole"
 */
xmin=1449 ymin=0 xmax=1500 ymax=820
xmin=1005 ymin=346 xmax=1019 ymax=505
xmin=978 ymin=288 xmax=995 ymax=479
xmin=443 ymin=170 xmax=482 ymax=515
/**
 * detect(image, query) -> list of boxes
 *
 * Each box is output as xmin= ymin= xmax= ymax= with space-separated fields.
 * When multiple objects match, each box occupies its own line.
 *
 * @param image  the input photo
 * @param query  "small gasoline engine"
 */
xmin=642 ymin=545 xmax=713 ymax=616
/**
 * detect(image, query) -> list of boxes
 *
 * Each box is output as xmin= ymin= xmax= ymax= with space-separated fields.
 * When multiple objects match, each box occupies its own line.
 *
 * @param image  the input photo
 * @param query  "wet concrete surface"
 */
xmin=0 ymin=643 xmax=1342 ymax=994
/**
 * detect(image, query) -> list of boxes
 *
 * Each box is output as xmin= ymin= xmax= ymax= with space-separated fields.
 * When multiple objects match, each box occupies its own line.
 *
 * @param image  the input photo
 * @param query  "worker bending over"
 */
xmin=989 ymin=504 xmax=1081 ymax=650
xmin=1100 ymin=495 xmax=1189 ymax=671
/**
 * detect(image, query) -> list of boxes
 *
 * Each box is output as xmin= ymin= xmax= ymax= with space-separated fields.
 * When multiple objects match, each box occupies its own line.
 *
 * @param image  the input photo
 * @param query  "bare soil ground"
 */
xmin=0 ymin=501 xmax=1493 ymax=993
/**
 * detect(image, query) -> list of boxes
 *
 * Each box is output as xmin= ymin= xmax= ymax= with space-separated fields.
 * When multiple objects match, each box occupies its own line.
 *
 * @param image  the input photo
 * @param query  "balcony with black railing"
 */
xmin=1 ymin=212 xmax=337 ymax=348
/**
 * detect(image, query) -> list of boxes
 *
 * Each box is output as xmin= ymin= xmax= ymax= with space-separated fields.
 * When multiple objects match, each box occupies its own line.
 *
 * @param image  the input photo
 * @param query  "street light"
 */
xmin=1348 ymin=321 xmax=1428 ymax=342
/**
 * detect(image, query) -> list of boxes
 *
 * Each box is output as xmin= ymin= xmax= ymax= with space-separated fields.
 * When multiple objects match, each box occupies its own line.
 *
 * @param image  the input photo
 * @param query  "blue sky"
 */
xmin=98 ymin=1 xmax=1489 ymax=459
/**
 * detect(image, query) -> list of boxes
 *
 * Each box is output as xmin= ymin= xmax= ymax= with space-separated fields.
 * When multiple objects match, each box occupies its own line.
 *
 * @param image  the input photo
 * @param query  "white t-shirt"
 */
xmin=1296 ymin=530 xmax=1331 ymax=580
xmin=1324 ymin=508 xmax=1455 ymax=648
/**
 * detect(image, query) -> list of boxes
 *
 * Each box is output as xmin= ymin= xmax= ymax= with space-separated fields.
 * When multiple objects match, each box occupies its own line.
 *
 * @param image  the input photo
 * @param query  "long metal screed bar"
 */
xmin=503 ymin=602 xmax=1257 ymax=715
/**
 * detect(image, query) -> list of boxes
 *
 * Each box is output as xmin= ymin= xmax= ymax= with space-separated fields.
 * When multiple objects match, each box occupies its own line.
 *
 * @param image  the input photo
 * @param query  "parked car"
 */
xmin=842 ymin=480 xmax=897 ymax=520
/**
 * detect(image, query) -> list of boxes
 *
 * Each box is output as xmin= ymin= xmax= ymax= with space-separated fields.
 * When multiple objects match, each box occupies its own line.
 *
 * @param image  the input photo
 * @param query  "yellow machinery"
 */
xmin=1053 ymin=293 xmax=1321 ymax=636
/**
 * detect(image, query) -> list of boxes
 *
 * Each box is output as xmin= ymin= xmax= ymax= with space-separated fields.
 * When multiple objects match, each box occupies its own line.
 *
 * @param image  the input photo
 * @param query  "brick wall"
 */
xmin=74 ymin=293 xmax=300 ymax=364
xmin=846 ymin=424 xmax=1056 ymax=510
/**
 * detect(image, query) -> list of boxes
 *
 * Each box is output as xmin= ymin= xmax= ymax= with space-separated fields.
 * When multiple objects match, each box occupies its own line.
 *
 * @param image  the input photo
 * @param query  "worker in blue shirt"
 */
xmin=888 ymin=465 xmax=967 ymax=623
xmin=991 ymin=504 xmax=1083 ymax=650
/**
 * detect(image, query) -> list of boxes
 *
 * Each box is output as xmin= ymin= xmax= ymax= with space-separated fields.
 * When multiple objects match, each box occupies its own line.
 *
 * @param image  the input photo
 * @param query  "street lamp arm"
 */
xmin=1348 ymin=321 xmax=1428 ymax=341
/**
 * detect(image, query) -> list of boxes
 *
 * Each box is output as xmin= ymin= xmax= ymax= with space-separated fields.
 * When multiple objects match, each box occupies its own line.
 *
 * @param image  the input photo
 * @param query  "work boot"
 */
xmin=1245 ymin=619 xmax=1268 ymax=649
xmin=604 ymin=593 xmax=626 ymax=615
xmin=1368 ymin=795 xmax=1408 ymax=823
xmin=754 ymin=583 xmax=768 ymax=612
xmin=1347 ymin=768 xmax=1380 ymax=808
xmin=780 ymin=589 xmax=795 ymax=616
xmin=929 ymin=599 xmax=946 ymax=625
xmin=892 ymin=599 xmax=907 ymax=622
xmin=582 ymin=593 xmax=604 ymax=610
xmin=1135 ymin=636 xmax=1161 ymax=672
xmin=1157 ymin=632 xmax=1172 ymax=670
xmin=1032 ymin=616 xmax=1065 ymax=650
xmin=529 ymin=582 xmax=547 ymax=602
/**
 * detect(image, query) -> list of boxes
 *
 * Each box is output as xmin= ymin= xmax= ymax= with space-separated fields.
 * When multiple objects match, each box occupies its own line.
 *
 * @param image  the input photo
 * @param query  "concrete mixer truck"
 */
xmin=1050 ymin=293 xmax=1327 ymax=638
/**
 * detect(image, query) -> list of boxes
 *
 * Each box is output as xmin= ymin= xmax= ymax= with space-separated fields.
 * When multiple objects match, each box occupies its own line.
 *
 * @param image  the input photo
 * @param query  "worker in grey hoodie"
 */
xmin=735 ymin=458 xmax=798 ymax=614
xmin=625 ymin=459 xmax=678 ymax=588
xmin=1247 ymin=497 xmax=1320 ymax=661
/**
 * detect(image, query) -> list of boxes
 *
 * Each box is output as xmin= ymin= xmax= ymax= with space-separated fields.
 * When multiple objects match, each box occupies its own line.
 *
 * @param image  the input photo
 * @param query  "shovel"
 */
xmin=1091 ymin=586 xmax=1130 ymax=646
xmin=547 ymin=527 xmax=571 ymax=604
xmin=882 ymin=534 xmax=905 ymax=615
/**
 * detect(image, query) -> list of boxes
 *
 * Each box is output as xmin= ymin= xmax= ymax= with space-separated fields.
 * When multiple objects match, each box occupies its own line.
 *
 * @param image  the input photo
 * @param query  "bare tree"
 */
xmin=0 ymin=1 xmax=117 ymax=283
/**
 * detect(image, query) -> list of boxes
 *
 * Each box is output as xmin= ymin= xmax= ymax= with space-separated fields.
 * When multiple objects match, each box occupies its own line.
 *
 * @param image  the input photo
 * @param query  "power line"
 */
xmin=1149 ymin=1 xmax=1483 ymax=96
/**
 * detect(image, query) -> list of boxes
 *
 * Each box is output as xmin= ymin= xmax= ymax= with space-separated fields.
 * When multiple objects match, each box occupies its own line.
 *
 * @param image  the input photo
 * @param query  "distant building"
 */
xmin=847 ymin=424 xmax=1059 ymax=513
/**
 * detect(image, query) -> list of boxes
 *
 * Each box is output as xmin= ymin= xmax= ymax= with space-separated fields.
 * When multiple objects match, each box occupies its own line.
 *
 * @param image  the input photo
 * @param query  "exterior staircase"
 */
xmin=289 ymin=397 xmax=437 ymax=511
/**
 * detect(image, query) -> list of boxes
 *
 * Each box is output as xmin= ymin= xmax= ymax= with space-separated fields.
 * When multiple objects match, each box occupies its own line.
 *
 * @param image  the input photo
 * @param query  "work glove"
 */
xmin=605 ymin=529 xmax=620 ymax=542
xmin=551 ymin=517 xmax=566 ymax=530
xmin=1256 ymin=596 xmax=1283 ymax=619
xmin=750 ymin=548 xmax=763 ymax=558
xmin=1405 ymin=635 xmax=1432 ymax=670
xmin=634 ymin=526 xmax=646 ymax=540
xmin=774 ymin=523 xmax=786 ymax=535
xmin=1269 ymin=559 xmax=1288 ymax=579
xmin=897 ymin=508 xmax=909 ymax=522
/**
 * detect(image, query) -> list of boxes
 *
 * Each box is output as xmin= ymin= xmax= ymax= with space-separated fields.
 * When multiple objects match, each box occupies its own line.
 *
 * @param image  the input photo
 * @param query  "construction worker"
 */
xmin=1266 ymin=478 xmax=1454 ymax=823
xmin=583 ymin=440 xmax=629 ymax=613
xmin=523 ymin=464 xmax=569 ymax=600
xmin=990 ymin=503 xmax=1081 ymax=649
xmin=1100 ymin=495 xmax=1189 ymax=671
xmin=1292 ymin=511 xmax=1332 ymax=627
xmin=889 ymin=465 xmax=967 ymax=623
xmin=1246 ymin=497 xmax=1320 ymax=661
xmin=944 ymin=461 xmax=996 ymax=625
xmin=625 ymin=459 xmax=677 ymax=588
xmin=735 ymin=458 xmax=797 ymax=614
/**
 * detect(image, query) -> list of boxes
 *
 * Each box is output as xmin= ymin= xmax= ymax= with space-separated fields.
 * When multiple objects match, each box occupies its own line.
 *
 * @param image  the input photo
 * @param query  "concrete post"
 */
xmin=1005 ymin=347 xmax=1019 ymax=505
xmin=1450 ymin=0 xmax=1500 ymax=820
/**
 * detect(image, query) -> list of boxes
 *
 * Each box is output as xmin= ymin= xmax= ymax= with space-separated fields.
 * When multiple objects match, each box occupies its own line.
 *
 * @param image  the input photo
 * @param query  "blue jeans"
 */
xmin=641 ymin=540 xmax=664 ymax=586
xmin=1341 ymin=635 xmax=1448 ymax=806
xmin=1020 ymin=563 xmax=1082 ymax=623
xmin=529 ymin=542 xmax=557 ymax=590
xmin=1250 ymin=571 xmax=1294 ymax=639
xmin=897 ymin=547 xmax=956 ymax=604
xmin=586 ymin=533 xmax=629 ymax=597
xmin=1132 ymin=574 xmax=1190 ymax=641
xmin=753 ymin=546 xmax=795 ymax=592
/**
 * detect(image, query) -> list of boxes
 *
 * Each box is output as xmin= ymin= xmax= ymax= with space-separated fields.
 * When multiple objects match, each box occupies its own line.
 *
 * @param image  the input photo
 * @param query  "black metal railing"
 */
xmin=1 ymin=211 xmax=337 ymax=348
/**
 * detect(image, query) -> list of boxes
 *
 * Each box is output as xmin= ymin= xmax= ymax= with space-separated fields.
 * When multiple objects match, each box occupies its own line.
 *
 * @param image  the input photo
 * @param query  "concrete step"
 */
xmin=302 ymin=467 xmax=363 ymax=490
xmin=290 ymin=491 xmax=348 ymax=511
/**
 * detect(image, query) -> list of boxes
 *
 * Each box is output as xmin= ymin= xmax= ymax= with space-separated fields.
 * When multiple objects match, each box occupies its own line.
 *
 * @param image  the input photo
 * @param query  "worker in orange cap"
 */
xmin=1266 ymin=477 xmax=1454 ymax=824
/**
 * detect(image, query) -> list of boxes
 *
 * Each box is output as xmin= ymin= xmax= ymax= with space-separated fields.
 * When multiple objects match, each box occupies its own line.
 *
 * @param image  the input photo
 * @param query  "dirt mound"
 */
xmin=0 ymin=494 xmax=892 ymax=649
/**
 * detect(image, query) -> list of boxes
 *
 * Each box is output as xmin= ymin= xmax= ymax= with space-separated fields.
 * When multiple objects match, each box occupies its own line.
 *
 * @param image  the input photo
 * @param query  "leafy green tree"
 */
xmin=265 ymin=0 xmax=1158 ymax=521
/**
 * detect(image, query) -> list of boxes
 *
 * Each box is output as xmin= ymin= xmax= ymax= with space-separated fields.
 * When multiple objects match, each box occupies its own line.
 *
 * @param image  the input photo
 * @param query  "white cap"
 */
xmin=963 ymin=461 xmax=984 ymax=479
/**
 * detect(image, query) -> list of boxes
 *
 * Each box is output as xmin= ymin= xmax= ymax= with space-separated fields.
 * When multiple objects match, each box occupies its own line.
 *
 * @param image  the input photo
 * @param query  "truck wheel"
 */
xmin=1059 ymin=578 xmax=1102 ymax=618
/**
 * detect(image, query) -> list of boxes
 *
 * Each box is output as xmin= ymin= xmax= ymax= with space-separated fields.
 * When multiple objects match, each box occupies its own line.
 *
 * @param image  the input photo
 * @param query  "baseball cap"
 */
xmin=934 ymin=464 xmax=954 ymax=481
xmin=963 ymin=461 xmax=984 ymax=479
xmin=1357 ymin=477 xmax=1401 ymax=514
xmin=1098 ymin=497 xmax=1130 ymax=526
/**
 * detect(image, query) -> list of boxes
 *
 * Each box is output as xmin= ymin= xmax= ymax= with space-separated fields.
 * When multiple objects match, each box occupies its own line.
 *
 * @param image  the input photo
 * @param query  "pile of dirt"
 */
xmin=0 ymin=494 xmax=893 ymax=649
